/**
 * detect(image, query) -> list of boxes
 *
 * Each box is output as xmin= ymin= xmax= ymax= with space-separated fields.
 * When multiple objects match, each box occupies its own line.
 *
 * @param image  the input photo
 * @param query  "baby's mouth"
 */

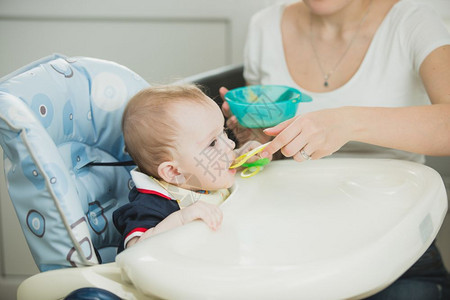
xmin=228 ymin=155 xmax=237 ymax=169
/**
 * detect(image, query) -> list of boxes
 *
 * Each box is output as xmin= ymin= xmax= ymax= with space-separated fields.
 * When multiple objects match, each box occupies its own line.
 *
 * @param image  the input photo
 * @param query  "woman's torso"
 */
xmin=243 ymin=0 xmax=450 ymax=162
xmin=282 ymin=0 xmax=397 ymax=93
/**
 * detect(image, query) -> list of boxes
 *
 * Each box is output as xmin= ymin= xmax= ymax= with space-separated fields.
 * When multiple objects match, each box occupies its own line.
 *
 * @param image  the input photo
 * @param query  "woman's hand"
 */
xmin=220 ymin=87 xmax=272 ymax=146
xmin=261 ymin=108 xmax=352 ymax=162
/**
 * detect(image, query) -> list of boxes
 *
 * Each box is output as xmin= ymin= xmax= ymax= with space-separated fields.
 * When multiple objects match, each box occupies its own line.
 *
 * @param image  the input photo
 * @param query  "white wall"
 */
xmin=0 ymin=0 xmax=449 ymax=299
xmin=0 ymin=0 xmax=277 ymax=83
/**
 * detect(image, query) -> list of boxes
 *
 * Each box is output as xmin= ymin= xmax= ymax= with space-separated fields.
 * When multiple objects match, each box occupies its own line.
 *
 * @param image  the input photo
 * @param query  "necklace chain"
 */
xmin=309 ymin=0 xmax=373 ymax=87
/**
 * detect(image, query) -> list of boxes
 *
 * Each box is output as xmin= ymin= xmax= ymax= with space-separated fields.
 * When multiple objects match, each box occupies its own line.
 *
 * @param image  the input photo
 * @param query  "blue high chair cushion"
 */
xmin=0 ymin=54 xmax=149 ymax=271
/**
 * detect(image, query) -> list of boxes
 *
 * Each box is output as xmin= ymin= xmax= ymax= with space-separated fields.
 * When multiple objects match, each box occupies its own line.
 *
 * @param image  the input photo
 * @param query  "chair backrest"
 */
xmin=0 ymin=54 xmax=149 ymax=271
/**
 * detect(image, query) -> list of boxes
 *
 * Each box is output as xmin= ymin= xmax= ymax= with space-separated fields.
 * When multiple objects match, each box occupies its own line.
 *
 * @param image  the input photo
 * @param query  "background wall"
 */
xmin=0 ymin=0 xmax=277 ymax=83
xmin=0 ymin=0 xmax=449 ymax=299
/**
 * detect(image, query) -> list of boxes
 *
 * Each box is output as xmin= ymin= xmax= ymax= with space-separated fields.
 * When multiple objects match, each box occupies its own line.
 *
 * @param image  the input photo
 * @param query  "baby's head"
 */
xmin=123 ymin=84 xmax=236 ymax=191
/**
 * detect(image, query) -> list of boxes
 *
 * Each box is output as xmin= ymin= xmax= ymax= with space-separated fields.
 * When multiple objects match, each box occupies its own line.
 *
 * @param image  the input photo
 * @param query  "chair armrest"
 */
xmin=176 ymin=64 xmax=245 ymax=105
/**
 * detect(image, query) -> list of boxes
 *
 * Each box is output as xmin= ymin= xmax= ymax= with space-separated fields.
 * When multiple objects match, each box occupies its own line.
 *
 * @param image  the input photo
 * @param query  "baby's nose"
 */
xmin=227 ymin=139 xmax=235 ymax=150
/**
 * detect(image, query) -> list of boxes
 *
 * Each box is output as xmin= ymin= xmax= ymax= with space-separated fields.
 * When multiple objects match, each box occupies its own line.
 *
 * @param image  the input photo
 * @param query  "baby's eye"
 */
xmin=209 ymin=139 xmax=217 ymax=147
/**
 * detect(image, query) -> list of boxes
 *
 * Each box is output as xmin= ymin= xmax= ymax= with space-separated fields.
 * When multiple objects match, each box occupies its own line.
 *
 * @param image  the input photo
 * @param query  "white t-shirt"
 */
xmin=244 ymin=0 xmax=450 ymax=163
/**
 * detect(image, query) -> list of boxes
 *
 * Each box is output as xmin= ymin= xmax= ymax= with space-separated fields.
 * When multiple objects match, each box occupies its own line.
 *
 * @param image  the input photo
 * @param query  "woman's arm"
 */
xmin=351 ymin=45 xmax=450 ymax=155
xmin=262 ymin=45 xmax=450 ymax=160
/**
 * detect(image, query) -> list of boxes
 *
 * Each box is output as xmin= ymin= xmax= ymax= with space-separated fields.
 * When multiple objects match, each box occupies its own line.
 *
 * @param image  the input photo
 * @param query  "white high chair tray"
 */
xmin=116 ymin=158 xmax=448 ymax=299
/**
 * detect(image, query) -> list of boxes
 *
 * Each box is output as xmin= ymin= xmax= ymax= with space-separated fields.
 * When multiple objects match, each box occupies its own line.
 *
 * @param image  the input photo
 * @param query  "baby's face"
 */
xmin=173 ymin=99 xmax=236 ymax=191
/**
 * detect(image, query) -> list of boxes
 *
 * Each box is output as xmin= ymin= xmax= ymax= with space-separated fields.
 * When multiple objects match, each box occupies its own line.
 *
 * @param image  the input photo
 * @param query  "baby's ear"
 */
xmin=158 ymin=162 xmax=185 ymax=185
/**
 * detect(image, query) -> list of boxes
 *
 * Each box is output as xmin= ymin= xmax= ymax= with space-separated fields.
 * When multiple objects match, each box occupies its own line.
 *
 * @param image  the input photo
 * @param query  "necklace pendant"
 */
xmin=324 ymin=81 xmax=329 ymax=87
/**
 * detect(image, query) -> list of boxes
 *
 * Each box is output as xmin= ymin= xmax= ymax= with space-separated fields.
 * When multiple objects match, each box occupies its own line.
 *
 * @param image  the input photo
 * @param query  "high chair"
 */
xmin=0 ymin=55 xmax=447 ymax=299
xmin=0 ymin=53 xmax=149 ymax=270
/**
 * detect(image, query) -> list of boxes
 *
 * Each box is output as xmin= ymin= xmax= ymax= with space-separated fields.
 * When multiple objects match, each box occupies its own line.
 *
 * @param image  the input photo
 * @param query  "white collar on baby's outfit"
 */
xmin=130 ymin=168 xmax=230 ymax=208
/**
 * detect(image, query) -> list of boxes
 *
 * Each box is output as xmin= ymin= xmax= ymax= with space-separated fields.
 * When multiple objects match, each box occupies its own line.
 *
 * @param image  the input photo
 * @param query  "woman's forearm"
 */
xmin=346 ymin=104 xmax=450 ymax=156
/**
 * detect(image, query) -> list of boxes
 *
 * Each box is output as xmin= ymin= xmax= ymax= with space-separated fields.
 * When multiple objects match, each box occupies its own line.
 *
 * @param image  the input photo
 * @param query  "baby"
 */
xmin=113 ymin=84 xmax=258 ymax=253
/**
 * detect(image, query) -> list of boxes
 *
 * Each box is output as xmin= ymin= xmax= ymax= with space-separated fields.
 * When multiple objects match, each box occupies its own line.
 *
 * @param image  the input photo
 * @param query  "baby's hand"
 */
xmin=180 ymin=201 xmax=223 ymax=231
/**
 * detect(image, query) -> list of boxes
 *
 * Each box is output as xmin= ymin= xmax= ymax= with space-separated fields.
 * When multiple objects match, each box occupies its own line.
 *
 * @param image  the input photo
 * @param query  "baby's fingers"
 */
xmin=200 ymin=206 xmax=223 ymax=231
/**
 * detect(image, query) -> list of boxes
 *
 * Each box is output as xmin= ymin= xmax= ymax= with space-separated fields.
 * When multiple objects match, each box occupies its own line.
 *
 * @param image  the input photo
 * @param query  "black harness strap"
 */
xmin=86 ymin=160 xmax=135 ymax=167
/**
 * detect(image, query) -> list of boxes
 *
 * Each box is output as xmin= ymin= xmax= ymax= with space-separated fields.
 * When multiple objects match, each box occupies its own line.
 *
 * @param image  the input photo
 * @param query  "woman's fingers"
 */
xmin=263 ymin=117 xmax=295 ymax=136
xmin=219 ymin=86 xmax=229 ymax=100
xmin=226 ymin=115 xmax=238 ymax=129
xmin=261 ymin=116 xmax=316 ymax=161
xmin=279 ymin=132 xmax=308 ymax=158
xmin=261 ymin=109 xmax=350 ymax=161
xmin=261 ymin=117 xmax=300 ymax=157
xmin=292 ymin=146 xmax=313 ymax=162
xmin=220 ymin=87 xmax=232 ymax=118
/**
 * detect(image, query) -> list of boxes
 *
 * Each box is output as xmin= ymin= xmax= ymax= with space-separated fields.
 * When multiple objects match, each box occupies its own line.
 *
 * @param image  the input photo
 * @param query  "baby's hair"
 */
xmin=122 ymin=84 xmax=213 ymax=178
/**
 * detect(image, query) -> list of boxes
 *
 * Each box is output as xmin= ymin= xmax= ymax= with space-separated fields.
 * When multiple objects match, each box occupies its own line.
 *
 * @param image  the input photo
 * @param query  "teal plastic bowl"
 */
xmin=225 ymin=85 xmax=312 ymax=128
